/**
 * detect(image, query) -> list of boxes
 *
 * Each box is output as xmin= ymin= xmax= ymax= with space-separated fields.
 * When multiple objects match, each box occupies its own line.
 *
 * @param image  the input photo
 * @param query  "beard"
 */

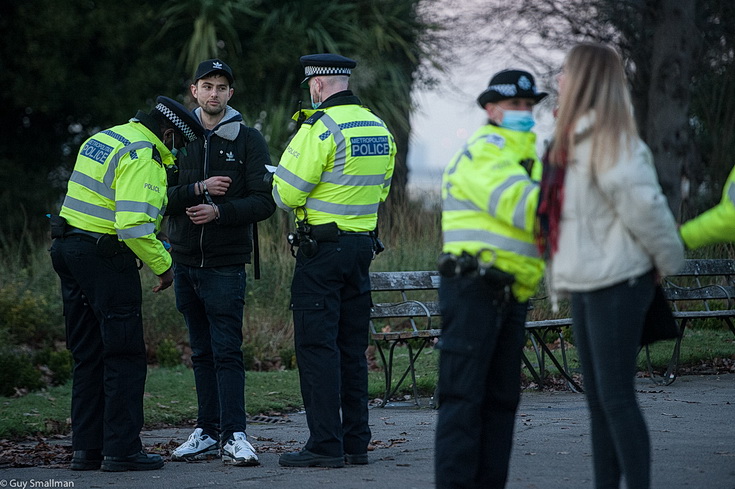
xmin=201 ymin=102 xmax=225 ymax=117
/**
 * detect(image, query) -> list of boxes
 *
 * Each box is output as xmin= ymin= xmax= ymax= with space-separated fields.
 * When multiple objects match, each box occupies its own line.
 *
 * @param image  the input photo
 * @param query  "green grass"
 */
xmin=1 ymin=325 xmax=732 ymax=440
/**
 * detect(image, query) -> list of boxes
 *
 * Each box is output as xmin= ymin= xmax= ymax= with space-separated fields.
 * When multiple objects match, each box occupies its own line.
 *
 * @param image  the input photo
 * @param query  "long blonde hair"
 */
xmin=549 ymin=42 xmax=638 ymax=171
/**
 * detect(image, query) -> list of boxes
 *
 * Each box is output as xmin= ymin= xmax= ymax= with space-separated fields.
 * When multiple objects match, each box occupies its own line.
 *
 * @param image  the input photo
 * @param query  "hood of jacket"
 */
xmin=194 ymin=105 xmax=243 ymax=141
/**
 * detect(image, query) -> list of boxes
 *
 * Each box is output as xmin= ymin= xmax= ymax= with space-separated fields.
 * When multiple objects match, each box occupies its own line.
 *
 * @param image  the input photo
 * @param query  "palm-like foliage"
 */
xmin=156 ymin=0 xmax=446 ymax=203
xmin=156 ymin=0 xmax=259 ymax=76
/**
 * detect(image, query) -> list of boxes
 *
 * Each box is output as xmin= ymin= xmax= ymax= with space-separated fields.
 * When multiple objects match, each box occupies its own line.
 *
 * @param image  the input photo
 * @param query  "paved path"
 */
xmin=1 ymin=374 xmax=733 ymax=488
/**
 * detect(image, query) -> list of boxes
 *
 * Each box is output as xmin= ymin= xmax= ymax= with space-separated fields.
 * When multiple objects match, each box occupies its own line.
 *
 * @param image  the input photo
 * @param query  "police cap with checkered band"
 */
xmin=300 ymin=53 xmax=357 ymax=88
xmin=153 ymin=96 xmax=204 ymax=143
xmin=477 ymin=69 xmax=548 ymax=108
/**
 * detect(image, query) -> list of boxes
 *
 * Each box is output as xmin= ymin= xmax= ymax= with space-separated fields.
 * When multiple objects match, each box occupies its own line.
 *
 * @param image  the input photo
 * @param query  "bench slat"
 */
xmin=675 ymin=259 xmax=735 ymax=276
xmin=370 ymin=301 xmax=441 ymax=319
xmin=371 ymin=329 xmax=443 ymax=341
xmin=663 ymin=286 xmax=735 ymax=302
xmin=672 ymin=309 xmax=735 ymax=319
xmin=369 ymin=270 xmax=441 ymax=291
xmin=526 ymin=318 xmax=574 ymax=329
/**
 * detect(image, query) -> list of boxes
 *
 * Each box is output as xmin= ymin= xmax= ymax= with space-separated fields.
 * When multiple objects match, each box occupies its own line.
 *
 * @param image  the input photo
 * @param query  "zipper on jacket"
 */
xmin=199 ymin=136 xmax=210 ymax=267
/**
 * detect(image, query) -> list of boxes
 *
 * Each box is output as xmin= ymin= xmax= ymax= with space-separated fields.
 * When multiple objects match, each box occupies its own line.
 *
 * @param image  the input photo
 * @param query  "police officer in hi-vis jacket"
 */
xmin=435 ymin=69 xmax=547 ymax=489
xmin=273 ymin=53 xmax=396 ymax=469
xmin=50 ymin=96 xmax=203 ymax=472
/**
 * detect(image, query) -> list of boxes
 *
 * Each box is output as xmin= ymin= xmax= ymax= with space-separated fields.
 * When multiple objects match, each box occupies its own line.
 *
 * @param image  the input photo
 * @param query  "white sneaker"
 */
xmin=172 ymin=428 xmax=220 ymax=461
xmin=222 ymin=432 xmax=259 ymax=466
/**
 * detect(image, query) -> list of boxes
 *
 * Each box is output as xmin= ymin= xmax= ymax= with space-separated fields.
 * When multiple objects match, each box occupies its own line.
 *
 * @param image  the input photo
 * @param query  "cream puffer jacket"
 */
xmin=548 ymin=112 xmax=685 ymax=297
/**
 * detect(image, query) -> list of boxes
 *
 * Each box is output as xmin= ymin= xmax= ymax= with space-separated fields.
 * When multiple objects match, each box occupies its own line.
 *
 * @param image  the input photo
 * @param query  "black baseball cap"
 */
xmin=194 ymin=59 xmax=234 ymax=85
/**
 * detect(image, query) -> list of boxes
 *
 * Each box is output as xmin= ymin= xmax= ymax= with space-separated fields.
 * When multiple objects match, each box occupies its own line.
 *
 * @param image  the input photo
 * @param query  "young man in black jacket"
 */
xmin=166 ymin=59 xmax=275 ymax=466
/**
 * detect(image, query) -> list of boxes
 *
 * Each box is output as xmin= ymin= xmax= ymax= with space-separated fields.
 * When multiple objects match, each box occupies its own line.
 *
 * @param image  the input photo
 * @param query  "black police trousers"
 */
xmin=435 ymin=274 xmax=528 ymax=489
xmin=290 ymin=234 xmax=374 ymax=457
xmin=49 ymin=235 xmax=146 ymax=457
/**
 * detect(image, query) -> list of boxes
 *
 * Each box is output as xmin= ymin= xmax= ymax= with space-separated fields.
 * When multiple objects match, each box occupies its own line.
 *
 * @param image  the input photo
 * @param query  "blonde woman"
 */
xmin=537 ymin=43 xmax=684 ymax=488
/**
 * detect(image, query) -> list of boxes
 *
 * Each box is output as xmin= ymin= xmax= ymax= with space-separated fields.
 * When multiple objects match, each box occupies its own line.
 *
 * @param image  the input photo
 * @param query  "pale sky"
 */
xmin=406 ymin=50 xmax=560 ymax=200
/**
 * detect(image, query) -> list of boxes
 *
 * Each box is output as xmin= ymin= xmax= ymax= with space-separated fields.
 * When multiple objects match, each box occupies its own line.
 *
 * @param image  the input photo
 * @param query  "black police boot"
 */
xmin=101 ymin=450 xmax=164 ymax=472
xmin=70 ymin=449 xmax=103 ymax=470
xmin=278 ymin=449 xmax=344 ymax=468
xmin=345 ymin=453 xmax=369 ymax=465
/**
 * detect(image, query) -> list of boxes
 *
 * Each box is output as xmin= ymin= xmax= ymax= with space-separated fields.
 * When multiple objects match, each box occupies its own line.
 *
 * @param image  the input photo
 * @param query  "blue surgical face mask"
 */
xmin=310 ymin=93 xmax=322 ymax=110
xmin=170 ymin=132 xmax=188 ymax=158
xmin=500 ymin=110 xmax=535 ymax=132
xmin=171 ymin=146 xmax=188 ymax=158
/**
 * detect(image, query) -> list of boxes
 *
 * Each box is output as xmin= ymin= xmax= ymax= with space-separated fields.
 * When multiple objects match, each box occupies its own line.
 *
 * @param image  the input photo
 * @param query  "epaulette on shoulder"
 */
xmin=303 ymin=111 xmax=325 ymax=126
xmin=151 ymin=146 xmax=163 ymax=166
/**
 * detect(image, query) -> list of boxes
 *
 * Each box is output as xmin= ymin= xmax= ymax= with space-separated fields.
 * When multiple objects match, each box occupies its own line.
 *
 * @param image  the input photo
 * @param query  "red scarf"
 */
xmin=536 ymin=145 xmax=567 ymax=258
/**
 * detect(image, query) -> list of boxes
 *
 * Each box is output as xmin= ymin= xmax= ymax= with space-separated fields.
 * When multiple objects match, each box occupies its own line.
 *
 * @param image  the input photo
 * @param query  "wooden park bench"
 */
xmin=368 ymin=270 xmax=580 ymax=408
xmin=369 ymin=258 xmax=735 ymax=406
xmin=645 ymin=258 xmax=735 ymax=384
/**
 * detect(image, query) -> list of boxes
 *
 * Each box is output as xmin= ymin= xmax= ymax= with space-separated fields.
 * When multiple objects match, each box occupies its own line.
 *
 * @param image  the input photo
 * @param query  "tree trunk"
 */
xmin=645 ymin=0 xmax=698 ymax=220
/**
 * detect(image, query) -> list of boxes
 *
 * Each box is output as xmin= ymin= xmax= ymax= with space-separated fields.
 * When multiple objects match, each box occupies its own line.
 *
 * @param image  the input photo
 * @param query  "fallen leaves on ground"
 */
xmin=0 ymin=438 xmax=71 ymax=469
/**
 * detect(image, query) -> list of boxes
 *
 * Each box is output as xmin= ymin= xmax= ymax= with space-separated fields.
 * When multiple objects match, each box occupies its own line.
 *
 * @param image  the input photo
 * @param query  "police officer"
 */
xmin=49 ymin=96 xmax=203 ymax=472
xmin=679 ymin=163 xmax=735 ymax=248
xmin=435 ymin=69 xmax=547 ymax=488
xmin=273 ymin=53 xmax=396 ymax=468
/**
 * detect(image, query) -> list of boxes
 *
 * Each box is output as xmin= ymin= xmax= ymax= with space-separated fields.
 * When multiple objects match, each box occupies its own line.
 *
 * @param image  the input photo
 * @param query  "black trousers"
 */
xmin=290 ymin=235 xmax=374 ymax=457
xmin=435 ymin=274 xmax=528 ymax=489
xmin=49 ymin=235 xmax=146 ymax=457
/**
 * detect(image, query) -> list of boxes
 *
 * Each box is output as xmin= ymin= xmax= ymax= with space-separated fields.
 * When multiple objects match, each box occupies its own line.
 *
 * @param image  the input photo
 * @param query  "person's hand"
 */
xmin=186 ymin=204 xmax=219 ymax=225
xmin=153 ymin=267 xmax=174 ymax=293
xmin=203 ymin=176 xmax=231 ymax=196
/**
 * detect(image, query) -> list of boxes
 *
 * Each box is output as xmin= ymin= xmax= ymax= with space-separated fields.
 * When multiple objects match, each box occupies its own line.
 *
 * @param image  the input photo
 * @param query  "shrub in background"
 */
xmin=139 ymin=270 xmax=189 ymax=354
xmin=156 ymin=338 xmax=182 ymax=368
xmin=33 ymin=347 xmax=73 ymax=386
xmin=0 ymin=346 xmax=45 ymax=396
xmin=279 ymin=347 xmax=297 ymax=370
xmin=0 ymin=278 xmax=62 ymax=347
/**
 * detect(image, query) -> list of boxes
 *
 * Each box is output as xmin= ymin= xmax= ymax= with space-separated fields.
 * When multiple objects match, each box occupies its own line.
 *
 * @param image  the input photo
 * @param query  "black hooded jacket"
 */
xmin=166 ymin=106 xmax=275 ymax=267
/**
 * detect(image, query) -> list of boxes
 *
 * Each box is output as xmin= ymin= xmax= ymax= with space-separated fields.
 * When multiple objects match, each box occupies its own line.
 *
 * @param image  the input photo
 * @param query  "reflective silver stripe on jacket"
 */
xmin=305 ymin=197 xmax=380 ymax=216
xmin=62 ymin=195 xmax=115 ymax=222
xmin=69 ymin=170 xmax=115 ymax=200
xmin=512 ymin=184 xmax=536 ymax=230
xmin=443 ymin=229 xmax=539 ymax=258
xmin=729 ymin=181 xmax=735 ymax=206
xmin=116 ymin=200 xmax=161 ymax=220
xmin=274 ymin=165 xmax=317 ymax=194
xmin=118 ymin=222 xmax=156 ymax=240
xmin=272 ymin=185 xmax=292 ymax=212
xmin=442 ymin=190 xmax=480 ymax=212
xmin=488 ymin=175 xmax=527 ymax=215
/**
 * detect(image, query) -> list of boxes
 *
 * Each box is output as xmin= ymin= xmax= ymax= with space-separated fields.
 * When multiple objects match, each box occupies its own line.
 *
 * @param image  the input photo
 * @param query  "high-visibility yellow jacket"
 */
xmin=59 ymin=113 xmax=174 ymax=275
xmin=442 ymin=123 xmax=544 ymax=302
xmin=680 ymin=164 xmax=735 ymax=249
xmin=272 ymin=92 xmax=396 ymax=232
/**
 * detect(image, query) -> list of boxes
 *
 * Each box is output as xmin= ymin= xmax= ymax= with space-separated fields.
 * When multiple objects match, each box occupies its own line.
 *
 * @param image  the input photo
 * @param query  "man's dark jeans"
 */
xmin=173 ymin=263 xmax=248 ymax=442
